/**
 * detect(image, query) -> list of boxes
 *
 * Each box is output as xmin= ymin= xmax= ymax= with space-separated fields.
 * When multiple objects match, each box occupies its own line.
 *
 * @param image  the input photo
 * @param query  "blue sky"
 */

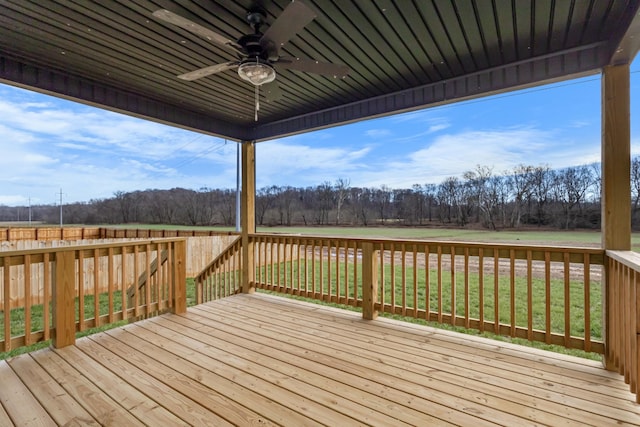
xmin=1 ymin=59 xmax=639 ymax=207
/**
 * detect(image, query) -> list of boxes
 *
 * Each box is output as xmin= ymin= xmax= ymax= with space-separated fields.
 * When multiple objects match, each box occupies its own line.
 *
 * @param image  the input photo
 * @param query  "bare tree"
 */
xmin=508 ymin=165 xmax=535 ymax=228
xmin=334 ymin=178 xmax=350 ymax=225
xmin=373 ymin=186 xmax=392 ymax=225
xmin=531 ymin=165 xmax=553 ymax=226
xmin=256 ymin=186 xmax=278 ymax=225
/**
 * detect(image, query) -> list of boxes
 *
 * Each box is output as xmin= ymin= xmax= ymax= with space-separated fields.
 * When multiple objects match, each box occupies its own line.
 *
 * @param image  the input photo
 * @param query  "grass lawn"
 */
xmin=2 ymin=224 xmax=613 ymax=361
xmin=106 ymin=223 xmax=640 ymax=250
xmin=259 ymin=258 xmax=602 ymax=360
xmin=0 ymin=279 xmax=198 ymax=360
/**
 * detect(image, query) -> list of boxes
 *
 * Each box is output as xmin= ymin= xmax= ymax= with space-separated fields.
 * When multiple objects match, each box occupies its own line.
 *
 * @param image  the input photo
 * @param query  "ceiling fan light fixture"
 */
xmin=237 ymin=61 xmax=276 ymax=86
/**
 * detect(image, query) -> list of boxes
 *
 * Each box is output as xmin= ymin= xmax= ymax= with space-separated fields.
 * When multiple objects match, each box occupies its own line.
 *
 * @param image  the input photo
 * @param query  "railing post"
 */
xmin=241 ymin=141 xmax=256 ymax=293
xmin=53 ymin=250 xmax=76 ymax=348
xmin=602 ymin=64 xmax=631 ymax=371
xmin=172 ymin=239 xmax=187 ymax=314
xmin=362 ymin=242 xmax=379 ymax=320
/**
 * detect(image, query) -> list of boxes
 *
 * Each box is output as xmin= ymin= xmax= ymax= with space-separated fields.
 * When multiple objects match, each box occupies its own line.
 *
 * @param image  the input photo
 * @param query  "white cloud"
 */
xmin=350 ymin=126 xmax=598 ymax=188
xmin=365 ymin=129 xmax=392 ymax=138
xmin=255 ymin=141 xmax=372 ymax=187
xmin=428 ymin=123 xmax=450 ymax=133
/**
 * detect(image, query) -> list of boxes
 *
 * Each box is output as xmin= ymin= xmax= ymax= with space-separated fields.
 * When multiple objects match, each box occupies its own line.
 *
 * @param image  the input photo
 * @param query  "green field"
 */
xmin=2 ymin=224 xmax=619 ymax=361
xmin=107 ymin=223 xmax=640 ymax=250
xmin=258 ymin=255 xmax=602 ymax=361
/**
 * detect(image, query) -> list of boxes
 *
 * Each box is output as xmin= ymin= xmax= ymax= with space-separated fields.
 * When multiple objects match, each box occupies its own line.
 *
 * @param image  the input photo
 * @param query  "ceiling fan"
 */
xmin=152 ymin=1 xmax=350 ymax=121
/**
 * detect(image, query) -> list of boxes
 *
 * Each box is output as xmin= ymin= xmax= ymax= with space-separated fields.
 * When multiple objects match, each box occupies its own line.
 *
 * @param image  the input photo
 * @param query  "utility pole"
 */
xmin=28 ymin=197 xmax=32 ymax=225
xmin=59 ymin=188 xmax=63 ymax=227
xmin=235 ymin=142 xmax=241 ymax=232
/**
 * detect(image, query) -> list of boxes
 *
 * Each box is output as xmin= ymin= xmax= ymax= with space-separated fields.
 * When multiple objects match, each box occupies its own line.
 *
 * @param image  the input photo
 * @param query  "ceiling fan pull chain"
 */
xmin=255 ymin=85 xmax=259 ymax=121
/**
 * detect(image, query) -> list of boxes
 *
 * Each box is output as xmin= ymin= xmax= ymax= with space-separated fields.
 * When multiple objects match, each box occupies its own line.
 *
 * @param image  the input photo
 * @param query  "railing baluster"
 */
xmin=290 ymin=239 xmax=295 ymax=293
xmin=464 ymin=247 xmax=470 ymax=329
xmin=425 ymin=245 xmax=430 ymax=321
xmin=319 ymin=240 xmax=324 ymax=300
xmin=145 ymin=245 xmax=151 ymax=318
xmin=390 ymin=245 xmax=396 ymax=313
xmin=584 ymin=253 xmax=591 ymax=352
xmin=494 ymin=248 xmax=499 ymax=334
xmin=564 ymin=252 xmax=571 ymax=347
xmin=3 ymin=256 xmax=11 ymax=351
xmin=133 ymin=246 xmax=139 ymax=318
xmin=336 ymin=240 xmax=342 ymax=302
xmin=437 ymin=245 xmax=444 ymax=323
xmin=451 ymin=246 xmax=456 ymax=326
xmin=412 ymin=245 xmax=417 ymax=318
xmin=401 ymin=244 xmax=407 ymax=316
xmin=352 ymin=241 xmax=358 ymax=304
xmin=120 ymin=248 xmax=129 ymax=320
xmin=379 ymin=243 xmax=385 ymax=313
xmin=169 ymin=243 xmax=176 ymax=306
xmin=311 ymin=241 xmax=316 ymax=297
xmin=526 ymin=250 xmax=533 ymax=341
xmin=343 ymin=240 xmax=348 ymax=304
xmin=43 ymin=252 xmax=51 ymax=341
xmin=509 ymin=249 xmax=515 ymax=337
xmin=303 ymin=241 xmax=308 ymax=294
xmin=296 ymin=241 xmax=301 ymax=293
xmin=24 ymin=254 xmax=32 ymax=344
xmin=478 ymin=248 xmax=484 ymax=332
xmin=283 ymin=238 xmax=288 ymax=291
xmin=108 ymin=247 xmax=114 ymax=323
xmin=545 ymin=251 xmax=551 ymax=344
xmin=76 ymin=251 xmax=85 ymax=330
xmin=327 ymin=240 xmax=332 ymax=301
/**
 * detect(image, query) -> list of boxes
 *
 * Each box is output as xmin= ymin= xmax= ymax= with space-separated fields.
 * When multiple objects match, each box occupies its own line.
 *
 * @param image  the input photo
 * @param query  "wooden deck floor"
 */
xmin=1 ymin=293 xmax=639 ymax=426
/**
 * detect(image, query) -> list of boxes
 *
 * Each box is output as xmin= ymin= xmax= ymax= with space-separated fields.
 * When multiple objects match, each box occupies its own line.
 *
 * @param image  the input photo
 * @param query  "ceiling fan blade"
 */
xmin=260 ymin=1 xmax=316 ymax=57
xmin=276 ymin=57 xmax=349 ymax=78
xmin=262 ymin=81 xmax=283 ymax=102
xmin=153 ymin=9 xmax=243 ymax=54
xmin=177 ymin=62 xmax=239 ymax=81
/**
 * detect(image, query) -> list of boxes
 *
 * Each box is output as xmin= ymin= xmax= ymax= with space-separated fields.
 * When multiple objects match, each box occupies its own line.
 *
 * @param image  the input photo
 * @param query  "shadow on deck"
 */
xmin=1 ymin=292 xmax=638 ymax=426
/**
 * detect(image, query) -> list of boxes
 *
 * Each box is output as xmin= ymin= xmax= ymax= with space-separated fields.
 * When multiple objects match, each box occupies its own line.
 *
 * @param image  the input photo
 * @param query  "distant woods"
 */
xmin=7 ymin=158 xmax=640 ymax=230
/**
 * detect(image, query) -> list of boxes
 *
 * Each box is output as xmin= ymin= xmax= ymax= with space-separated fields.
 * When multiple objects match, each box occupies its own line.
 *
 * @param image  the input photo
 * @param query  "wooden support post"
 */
xmin=241 ymin=141 xmax=256 ymax=293
xmin=172 ymin=239 xmax=187 ymax=314
xmin=602 ymin=64 xmax=631 ymax=370
xmin=362 ymin=242 xmax=379 ymax=320
xmin=53 ymin=250 xmax=76 ymax=349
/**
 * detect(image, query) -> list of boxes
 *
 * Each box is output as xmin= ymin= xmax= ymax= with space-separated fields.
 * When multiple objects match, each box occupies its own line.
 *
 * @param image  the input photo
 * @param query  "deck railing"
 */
xmin=194 ymin=237 xmax=242 ymax=303
xmin=605 ymin=250 xmax=640 ymax=402
xmin=0 ymin=238 xmax=186 ymax=353
xmin=194 ymin=233 xmax=606 ymax=354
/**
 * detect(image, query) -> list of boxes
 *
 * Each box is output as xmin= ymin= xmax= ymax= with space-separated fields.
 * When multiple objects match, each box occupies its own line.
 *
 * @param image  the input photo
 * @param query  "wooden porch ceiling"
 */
xmin=1 ymin=293 xmax=638 ymax=426
xmin=1 ymin=1 xmax=640 ymax=142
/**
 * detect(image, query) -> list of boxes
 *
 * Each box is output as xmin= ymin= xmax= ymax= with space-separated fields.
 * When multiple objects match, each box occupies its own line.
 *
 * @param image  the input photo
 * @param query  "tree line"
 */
xmin=6 ymin=158 xmax=640 ymax=230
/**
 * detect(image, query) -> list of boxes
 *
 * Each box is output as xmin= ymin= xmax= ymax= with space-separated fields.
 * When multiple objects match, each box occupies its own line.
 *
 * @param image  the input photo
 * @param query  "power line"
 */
xmin=162 ymin=133 xmax=203 ymax=160
xmin=171 ymin=139 xmax=229 ymax=170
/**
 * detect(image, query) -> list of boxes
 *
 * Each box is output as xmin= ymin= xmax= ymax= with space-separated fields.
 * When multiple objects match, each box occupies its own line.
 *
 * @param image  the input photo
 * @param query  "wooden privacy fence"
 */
xmin=196 ymin=234 xmax=606 ymax=355
xmin=0 ymin=227 xmax=101 ymax=241
xmin=0 ymin=238 xmax=186 ymax=352
xmin=0 ymin=226 xmax=240 ymax=242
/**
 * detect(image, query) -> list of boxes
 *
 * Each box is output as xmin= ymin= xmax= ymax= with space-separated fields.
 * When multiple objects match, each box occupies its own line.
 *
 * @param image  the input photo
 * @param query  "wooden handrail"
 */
xmin=1 ymin=238 xmax=187 ymax=353
xmin=194 ymin=237 xmax=242 ymax=304
xmin=604 ymin=250 xmax=640 ymax=402
xmin=249 ymin=233 xmax=605 ymax=354
xmin=126 ymin=249 xmax=168 ymax=307
xmin=195 ymin=232 xmax=605 ymax=354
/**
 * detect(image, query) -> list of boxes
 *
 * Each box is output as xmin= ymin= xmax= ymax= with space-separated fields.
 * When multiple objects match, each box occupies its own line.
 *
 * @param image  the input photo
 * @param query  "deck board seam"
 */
xmin=184 ymin=305 xmax=594 ymax=426
xmin=194 ymin=298 xmax=640 ymax=424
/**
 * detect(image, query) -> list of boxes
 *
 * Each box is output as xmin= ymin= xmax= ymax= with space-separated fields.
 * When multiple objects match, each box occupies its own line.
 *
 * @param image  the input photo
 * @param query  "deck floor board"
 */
xmin=1 ymin=292 xmax=639 ymax=426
